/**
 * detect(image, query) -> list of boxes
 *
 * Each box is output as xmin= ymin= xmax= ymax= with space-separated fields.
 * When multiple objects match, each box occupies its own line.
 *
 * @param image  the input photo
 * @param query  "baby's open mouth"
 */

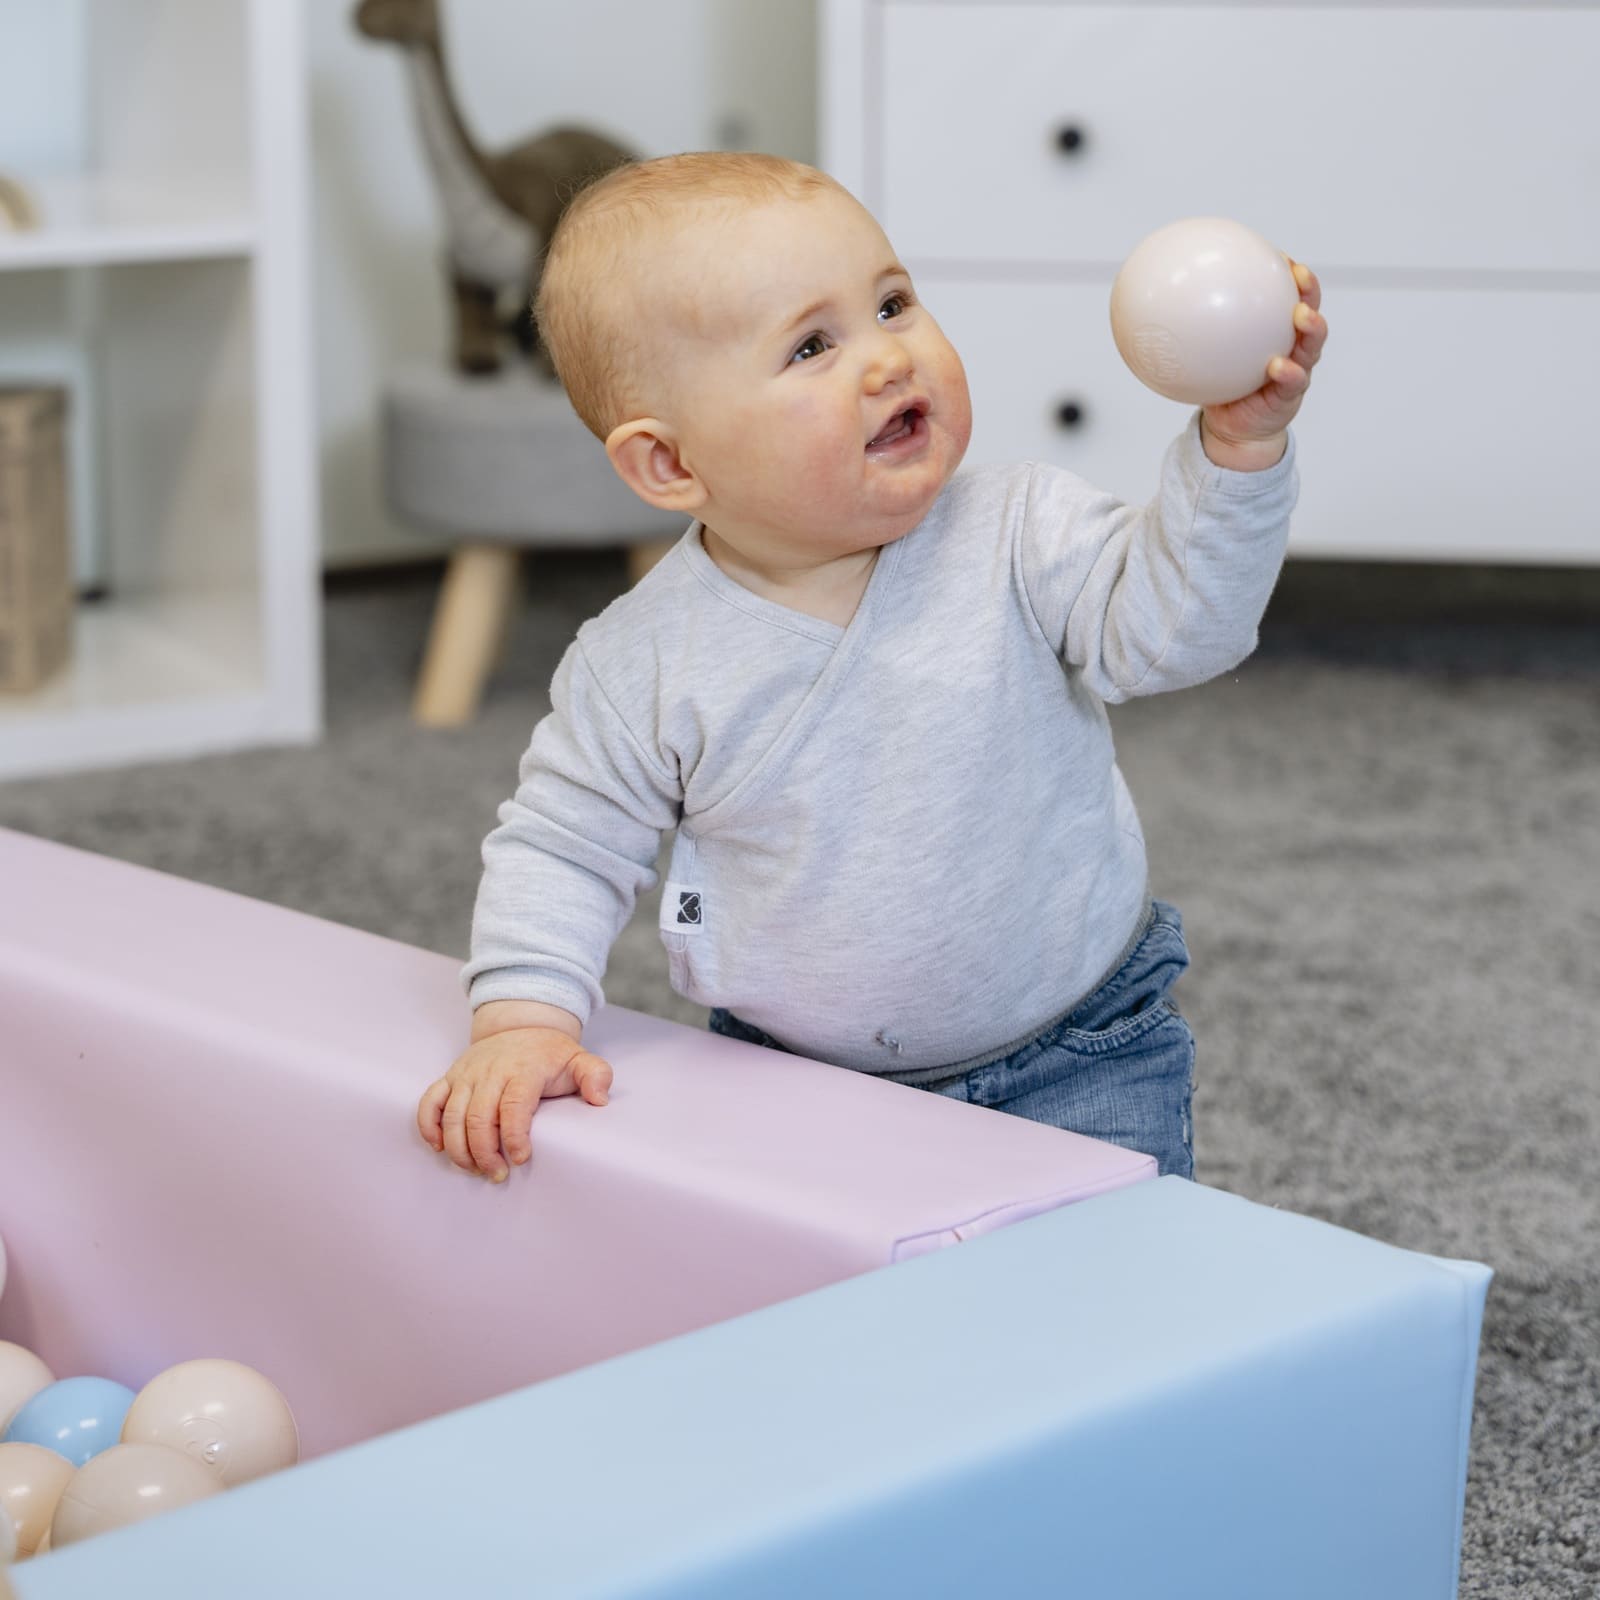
xmin=867 ymin=405 xmax=926 ymax=450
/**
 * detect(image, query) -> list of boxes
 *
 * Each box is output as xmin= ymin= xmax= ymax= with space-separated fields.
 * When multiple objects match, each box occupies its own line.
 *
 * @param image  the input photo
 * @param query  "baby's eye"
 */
xmin=879 ymin=291 xmax=913 ymax=321
xmin=790 ymin=333 xmax=829 ymax=364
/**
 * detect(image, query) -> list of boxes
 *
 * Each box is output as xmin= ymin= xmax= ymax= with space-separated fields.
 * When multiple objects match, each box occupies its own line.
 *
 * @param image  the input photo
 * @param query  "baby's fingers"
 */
xmin=570 ymin=1050 xmax=613 ymax=1107
xmin=1290 ymin=299 xmax=1328 ymax=371
xmin=496 ymin=1053 xmax=610 ymax=1173
xmin=500 ymin=1074 xmax=543 ymax=1168
xmin=417 ymin=1077 xmax=450 ymax=1151
xmin=1287 ymin=257 xmax=1322 ymax=313
xmin=465 ymin=1077 xmax=512 ymax=1182
xmin=1266 ymin=355 xmax=1311 ymax=398
xmin=439 ymin=1077 xmax=501 ymax=1178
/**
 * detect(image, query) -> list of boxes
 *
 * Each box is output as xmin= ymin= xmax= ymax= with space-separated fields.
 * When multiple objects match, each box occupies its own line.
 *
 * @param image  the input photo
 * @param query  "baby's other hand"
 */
xmin=417 ymin=1026 xmax=612 ymax=1183
xmin=1203 ymin=259 xmax=1328 ymax=451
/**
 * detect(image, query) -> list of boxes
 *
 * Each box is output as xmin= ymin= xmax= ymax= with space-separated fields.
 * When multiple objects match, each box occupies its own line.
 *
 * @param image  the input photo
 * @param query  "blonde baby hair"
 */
xmin=535 ymin=151 xmax=843 ymax=440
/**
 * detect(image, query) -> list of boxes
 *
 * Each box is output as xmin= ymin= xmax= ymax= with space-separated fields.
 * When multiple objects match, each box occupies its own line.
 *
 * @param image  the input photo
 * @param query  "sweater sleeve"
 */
xmin=1018 ymin=412 xmax=1299 ymax=704
xmin=461 ymin=636 xmax=682 ymax=1024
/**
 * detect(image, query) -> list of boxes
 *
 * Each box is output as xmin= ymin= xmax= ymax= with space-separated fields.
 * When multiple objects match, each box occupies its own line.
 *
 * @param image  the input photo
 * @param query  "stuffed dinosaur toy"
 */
xmin=354 ymin=0 xmax=634 ymax=376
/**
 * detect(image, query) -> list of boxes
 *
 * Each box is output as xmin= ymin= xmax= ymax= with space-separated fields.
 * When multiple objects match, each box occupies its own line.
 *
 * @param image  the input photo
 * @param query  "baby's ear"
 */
xmin=606 ymin=419 xmax=707 ymax=514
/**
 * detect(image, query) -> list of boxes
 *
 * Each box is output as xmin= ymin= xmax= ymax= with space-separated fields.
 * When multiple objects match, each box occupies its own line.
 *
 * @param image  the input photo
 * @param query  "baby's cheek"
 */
xmin=936 ymin=347 xmax=974 ymax=454
xmin=781 ymin=392 xmax=854 ymax=475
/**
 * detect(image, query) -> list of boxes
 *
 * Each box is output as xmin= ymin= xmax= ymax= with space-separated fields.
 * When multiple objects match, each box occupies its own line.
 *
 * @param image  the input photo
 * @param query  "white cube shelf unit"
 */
xmin=0 ymin=0 xmax=318 ymax=780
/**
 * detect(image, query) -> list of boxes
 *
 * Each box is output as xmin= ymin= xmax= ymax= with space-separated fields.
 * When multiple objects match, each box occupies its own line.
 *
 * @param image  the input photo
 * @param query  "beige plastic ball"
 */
xmin=0 ymin=1343 xmax=54 ymax=1437
xmin=0 ymin=1442 xmax=74 ymax=1559
xmin=50 ymin=1443 xmax=221 ymax=1549
xmin=121 ymin=1359 xmax=298 ymax=1488
xmin=0 ymin=1500 xmax=14 ymax=1563
xmin=1110 ymin=216 xmax=1299 ymax=405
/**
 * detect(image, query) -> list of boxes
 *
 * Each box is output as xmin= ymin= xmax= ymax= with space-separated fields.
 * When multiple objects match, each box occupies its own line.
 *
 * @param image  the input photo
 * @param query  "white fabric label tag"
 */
xmin=660 ymin=881 xmax=705 ymax=937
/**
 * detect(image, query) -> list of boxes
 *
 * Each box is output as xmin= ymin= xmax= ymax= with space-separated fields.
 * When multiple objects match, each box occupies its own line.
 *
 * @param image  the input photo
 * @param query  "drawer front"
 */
xmin=877 ymin=4 xmax=1600 ymax=274
xmin=921 ymin=275 xmax=1600 ymax=562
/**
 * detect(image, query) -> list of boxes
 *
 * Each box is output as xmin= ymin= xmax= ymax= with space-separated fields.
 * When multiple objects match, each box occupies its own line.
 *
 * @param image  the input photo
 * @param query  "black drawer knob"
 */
xmin=1054 ymin=123 xmax=1088 ymax=155
xmin=1055 ymin=400 xmax=1088 ymax=430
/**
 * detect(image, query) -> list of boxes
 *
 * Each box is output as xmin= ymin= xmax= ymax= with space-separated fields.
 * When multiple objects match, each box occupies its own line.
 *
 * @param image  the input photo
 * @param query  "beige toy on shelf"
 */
xmin=0 ymin=174 xmax=40 ymax=232
xmin=353 ymin=0 xmax=634 ymax=375
xmin=0 ymin=387 xmax=73 ymax=695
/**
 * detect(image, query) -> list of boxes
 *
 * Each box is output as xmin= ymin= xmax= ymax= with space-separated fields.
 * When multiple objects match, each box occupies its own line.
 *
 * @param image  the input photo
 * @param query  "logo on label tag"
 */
xmin=662 ymin=880 xmax=705 ymax=937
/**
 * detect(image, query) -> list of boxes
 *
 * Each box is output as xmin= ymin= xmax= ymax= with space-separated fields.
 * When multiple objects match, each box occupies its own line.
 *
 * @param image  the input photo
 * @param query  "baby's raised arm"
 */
xmin=1021 ymin=263 xmax=1325 ymax=704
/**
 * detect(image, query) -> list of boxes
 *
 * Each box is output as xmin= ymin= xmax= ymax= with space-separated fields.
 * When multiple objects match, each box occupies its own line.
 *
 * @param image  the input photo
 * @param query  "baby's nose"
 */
xmin=865 ymin=336 xmax=914 ymax=389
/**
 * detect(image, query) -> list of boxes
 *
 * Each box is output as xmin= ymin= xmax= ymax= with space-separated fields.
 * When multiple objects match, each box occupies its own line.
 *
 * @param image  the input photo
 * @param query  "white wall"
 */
xmin=312 ymin=0 xmax=819 ymax=567
xmin=0 ymin=3 xmax=86 ymax=167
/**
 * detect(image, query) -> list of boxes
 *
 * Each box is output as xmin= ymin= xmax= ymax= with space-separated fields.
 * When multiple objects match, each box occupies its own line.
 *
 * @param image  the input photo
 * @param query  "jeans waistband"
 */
xmin=862 ymin=896 xmax=1158 ymax=1091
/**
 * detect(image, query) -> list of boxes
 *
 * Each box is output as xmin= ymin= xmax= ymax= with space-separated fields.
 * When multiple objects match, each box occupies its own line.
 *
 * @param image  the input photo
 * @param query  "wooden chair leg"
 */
xmin=413 ymin=542 xmax=521 ymax=727
xmin=627 ymin=537 xmax=678 ymax=586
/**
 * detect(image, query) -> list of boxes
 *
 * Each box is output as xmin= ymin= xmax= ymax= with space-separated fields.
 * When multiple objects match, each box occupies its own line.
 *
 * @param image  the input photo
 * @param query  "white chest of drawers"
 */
xmin=822 ymin=0 xmax=1600 ymax=564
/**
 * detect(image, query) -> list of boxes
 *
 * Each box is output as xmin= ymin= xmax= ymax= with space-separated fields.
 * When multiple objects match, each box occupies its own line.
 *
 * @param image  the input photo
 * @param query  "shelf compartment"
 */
xmin=0 ymin=588 xmax=270 ymax=779
xmin=0 ymin=176 xmax=256 ymax=272
xmin=0 ymin=0 xmax=320 ymax=779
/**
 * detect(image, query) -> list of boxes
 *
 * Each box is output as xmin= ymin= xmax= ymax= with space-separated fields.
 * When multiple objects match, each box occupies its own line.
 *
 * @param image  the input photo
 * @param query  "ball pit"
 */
xmin=0 ymin=829 xmax=1489 ymax=1597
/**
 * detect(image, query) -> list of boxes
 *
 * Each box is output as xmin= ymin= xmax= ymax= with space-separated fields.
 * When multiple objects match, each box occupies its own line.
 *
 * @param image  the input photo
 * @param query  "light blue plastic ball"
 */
xmin=2 ymin=1375 xmax=136 ymax=1466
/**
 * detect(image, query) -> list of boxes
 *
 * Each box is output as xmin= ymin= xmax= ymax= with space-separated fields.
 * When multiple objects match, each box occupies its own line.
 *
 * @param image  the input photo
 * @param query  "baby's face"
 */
xmin=654 ymin=187 xmax=972 ymax=564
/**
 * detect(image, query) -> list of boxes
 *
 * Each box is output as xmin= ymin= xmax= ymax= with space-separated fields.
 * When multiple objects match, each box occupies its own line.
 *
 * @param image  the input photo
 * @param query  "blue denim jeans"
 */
xmin=709 ymin=900 xmax=1196 ymax=1179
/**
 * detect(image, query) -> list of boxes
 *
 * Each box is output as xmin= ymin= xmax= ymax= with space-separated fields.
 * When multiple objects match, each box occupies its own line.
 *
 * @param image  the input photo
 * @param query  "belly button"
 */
xmin=874 ymin=1029 xmax=903 ymax=1054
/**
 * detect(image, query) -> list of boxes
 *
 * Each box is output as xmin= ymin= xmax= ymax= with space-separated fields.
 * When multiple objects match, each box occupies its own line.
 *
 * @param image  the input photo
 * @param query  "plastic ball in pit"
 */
xmin=49 ymin=1442 xmax=221 ymax=1550
xmin=0 ymin=1344 xmax=54 ymax=1438
xmin=121 ymin=1358 xmax=299 ymax=1488
xmin=0 ymin=1441 xmax=74 ymax=1559
xmin=1110 ymin=216 xmax=1300 ymax=406
xmin=3 ymin=1377 xmax=136 ymax=1467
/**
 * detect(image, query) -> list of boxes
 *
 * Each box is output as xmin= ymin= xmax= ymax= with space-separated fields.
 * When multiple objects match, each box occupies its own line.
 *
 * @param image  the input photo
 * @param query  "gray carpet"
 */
xmin=2 ymin=553 xmax=1596 ymax=1596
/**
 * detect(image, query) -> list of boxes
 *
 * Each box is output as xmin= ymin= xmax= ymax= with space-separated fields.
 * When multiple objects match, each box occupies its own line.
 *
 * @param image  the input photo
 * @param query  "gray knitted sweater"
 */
xmin=465 ymin=414 xmax=1298 ymax=1074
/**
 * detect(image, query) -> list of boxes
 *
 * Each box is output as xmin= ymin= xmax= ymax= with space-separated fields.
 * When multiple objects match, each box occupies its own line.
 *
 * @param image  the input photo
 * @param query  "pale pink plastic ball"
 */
xmin=49 ymin=1442 xmax=220 ymax=1549
xmin=1110 ymin=217 xmax=1299 ymax=405
xmin=0 ymin=1344 xmax=54 ymax=1438
xmin=120 ymin=1358 xmax=298 ymax=1488
xmin=0 ymin=1441 xmax=74 ymax=1558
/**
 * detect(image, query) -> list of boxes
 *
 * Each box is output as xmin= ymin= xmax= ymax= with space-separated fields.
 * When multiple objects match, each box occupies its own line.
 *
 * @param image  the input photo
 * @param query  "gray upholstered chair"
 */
xmin=381 ymin=364 xmax=684 ymax=725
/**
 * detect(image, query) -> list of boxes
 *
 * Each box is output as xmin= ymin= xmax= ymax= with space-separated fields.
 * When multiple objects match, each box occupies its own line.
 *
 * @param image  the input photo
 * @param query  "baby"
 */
xmin=417 ymin=152 xmax=1326 ymax=1184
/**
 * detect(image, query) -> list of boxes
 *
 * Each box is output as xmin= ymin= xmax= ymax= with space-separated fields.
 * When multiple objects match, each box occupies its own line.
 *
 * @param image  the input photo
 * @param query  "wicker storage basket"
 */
xmin=0 ymin=385 xmax=73 ymax=693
